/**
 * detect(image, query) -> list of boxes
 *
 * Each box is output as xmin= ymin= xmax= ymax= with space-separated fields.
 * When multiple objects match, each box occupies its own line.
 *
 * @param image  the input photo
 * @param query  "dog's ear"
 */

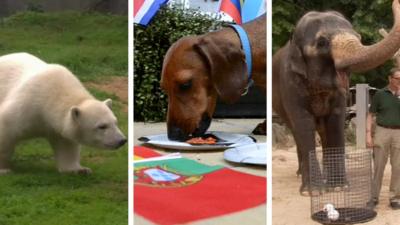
xmin=289 ymin=41 xmax=307 ymax=77
xmin=194 ymin=36 xmax=247 ymax=104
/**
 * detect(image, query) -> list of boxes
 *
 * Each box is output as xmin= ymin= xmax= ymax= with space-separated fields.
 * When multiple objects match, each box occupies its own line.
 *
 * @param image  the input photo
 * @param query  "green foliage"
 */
xmin=134 ymin=5 xmax=227 ymax=122
xmin=0 ymin=11 xmax=127 ymax=81
xmin=273 ymin=0 xmax=395 ymax=88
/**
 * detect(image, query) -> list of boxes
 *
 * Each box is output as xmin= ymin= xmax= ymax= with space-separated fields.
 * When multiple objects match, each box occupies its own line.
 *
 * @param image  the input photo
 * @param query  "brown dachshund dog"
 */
xmin=161 ymin=15 xmax=266 ymax=141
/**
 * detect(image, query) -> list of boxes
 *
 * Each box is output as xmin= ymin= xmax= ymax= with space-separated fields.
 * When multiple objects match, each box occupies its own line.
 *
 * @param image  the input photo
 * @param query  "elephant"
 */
xmin=273 ymin=0 xmax=400 ymax=195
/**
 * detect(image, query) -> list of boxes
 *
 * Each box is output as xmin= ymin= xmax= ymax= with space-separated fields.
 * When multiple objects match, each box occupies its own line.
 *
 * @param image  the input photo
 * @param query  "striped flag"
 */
xmin=219 ymin=0 xmax=243 ymax=24
xmin=219 ymin=0 xmax=266 ymax=24
xmin=134 ymin=0 xmax=169 ymax=26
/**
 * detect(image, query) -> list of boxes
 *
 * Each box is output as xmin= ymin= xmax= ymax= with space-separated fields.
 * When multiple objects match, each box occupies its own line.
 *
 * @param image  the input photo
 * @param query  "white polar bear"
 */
xmin=0 ymin=53 xmax=126 ymax=175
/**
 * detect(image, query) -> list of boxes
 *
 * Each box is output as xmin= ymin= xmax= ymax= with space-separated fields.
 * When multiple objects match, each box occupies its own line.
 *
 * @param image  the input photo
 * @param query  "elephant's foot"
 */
xmin=296 ymin=168 xmax=301 ymax=177
xmin=325 ymin=180 xmax=350 ymax=192
xmin=300 ymin=182 xmax=330 ymax=196
xmin=299 ymin=183 xmax=311 ymax=196
xmin=326 ymin=175 xmax=349 ymax=190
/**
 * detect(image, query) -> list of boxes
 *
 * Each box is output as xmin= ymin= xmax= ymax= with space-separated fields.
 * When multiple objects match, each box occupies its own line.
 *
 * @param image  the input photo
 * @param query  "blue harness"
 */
xmin=229 ymin=24 xmax=254 ymax=95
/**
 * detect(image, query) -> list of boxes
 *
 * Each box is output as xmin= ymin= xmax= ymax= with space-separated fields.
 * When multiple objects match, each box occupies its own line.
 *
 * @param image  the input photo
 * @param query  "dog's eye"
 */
xmin=179 ymin=80 xmax=192 ymax=91
xmin=98 ymin=124 xmax=108 ymax=130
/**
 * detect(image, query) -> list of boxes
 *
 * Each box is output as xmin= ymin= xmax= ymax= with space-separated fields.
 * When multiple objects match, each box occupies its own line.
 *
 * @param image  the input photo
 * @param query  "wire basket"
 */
xmin=309 ymin=148 xmax=376 ymax=224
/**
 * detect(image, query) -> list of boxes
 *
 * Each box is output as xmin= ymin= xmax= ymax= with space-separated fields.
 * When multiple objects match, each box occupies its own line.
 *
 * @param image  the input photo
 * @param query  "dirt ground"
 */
xmin=85 ymin=76 xmax=128 ymax=112
xmin=272 ymin=145 xmax=400 ymax=225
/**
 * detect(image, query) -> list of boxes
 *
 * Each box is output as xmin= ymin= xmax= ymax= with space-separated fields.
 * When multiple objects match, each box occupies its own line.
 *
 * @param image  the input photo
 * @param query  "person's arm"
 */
xmin=366 ymin=112 xmax=375 ymax=148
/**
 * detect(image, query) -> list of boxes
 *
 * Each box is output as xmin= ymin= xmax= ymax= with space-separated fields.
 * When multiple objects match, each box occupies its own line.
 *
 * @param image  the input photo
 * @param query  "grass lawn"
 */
xmin=0 ymin=11 xmax=128 ymax=81
xmin=0 ymin=12 xmax=128 ymax=225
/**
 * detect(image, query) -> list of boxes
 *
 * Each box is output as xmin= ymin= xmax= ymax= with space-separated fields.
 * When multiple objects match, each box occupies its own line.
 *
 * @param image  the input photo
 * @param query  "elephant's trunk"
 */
xmin=331 ymin=0 xmax=400 ymax=73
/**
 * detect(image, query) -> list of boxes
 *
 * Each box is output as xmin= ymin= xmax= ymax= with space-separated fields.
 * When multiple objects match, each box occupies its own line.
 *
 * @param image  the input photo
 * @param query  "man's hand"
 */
xmin=366 ymin=133 xmax=374 ymax=148
xmin=366 ymin=112 xmax=375 ymax=148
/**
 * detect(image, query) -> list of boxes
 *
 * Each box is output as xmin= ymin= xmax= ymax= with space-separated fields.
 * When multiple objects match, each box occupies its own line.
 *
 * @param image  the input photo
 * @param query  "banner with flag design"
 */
xmin=219 ymin=0 xmax=266 ymax=24
xmin=134 ymin=146 xmax=266 ymax=225
xmin=134 ymin=0 xmax=169 ymax=26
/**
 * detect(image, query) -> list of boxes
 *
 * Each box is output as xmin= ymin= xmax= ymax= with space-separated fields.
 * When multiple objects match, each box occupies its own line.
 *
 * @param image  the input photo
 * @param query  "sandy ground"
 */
xmin=134 ymin=119 xmax=267 ymax=225
xmin=272 ymin=145 xmax=400 ymax=225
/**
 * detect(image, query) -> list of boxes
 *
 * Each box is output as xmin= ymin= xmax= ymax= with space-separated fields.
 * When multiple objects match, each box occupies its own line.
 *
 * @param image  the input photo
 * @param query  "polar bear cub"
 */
xmin=0 ymin=53 xmax=126 ymax=174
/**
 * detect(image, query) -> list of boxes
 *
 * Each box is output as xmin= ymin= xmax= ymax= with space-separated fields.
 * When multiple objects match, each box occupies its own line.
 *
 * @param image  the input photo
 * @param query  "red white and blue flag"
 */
xmin=219 ymin=0 xmax=266 ymax=24
xmin=219 ymin=0 xmax=243 ymax=24
xmin=134 ymin=0 xmax=169 ymax=26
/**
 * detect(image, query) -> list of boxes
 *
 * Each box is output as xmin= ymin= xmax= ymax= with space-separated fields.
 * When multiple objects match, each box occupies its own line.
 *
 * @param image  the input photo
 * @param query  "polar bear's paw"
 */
xmin=75 ymin=167 xmax=92 ymax=175
xmin=0 ymin=168 xmax=12 ymax=175
xmin=59 ymin=166 xmax=92 ymax=175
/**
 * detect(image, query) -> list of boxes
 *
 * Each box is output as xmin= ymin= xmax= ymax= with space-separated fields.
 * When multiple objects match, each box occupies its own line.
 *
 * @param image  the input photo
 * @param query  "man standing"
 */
xmin=367 ymin=68 xmax=400 ymax=209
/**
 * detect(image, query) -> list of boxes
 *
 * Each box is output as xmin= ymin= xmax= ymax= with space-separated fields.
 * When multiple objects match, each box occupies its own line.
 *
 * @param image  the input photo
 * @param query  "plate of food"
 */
xmin=223 ymin=143 xmax=267 ymax=165
xmin=138 ymin=131 xmax=256 ymax=150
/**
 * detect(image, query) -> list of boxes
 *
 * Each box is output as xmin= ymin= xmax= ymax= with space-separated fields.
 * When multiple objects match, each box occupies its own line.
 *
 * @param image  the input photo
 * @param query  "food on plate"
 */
xmin=186 ymin=136 xmax=217 ymax=145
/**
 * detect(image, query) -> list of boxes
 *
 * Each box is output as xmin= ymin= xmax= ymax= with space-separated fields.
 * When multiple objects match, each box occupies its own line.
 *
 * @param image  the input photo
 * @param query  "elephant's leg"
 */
xmin=290 ymin=115 xmax=317 ymax=195
xmin=324 ymin=105 xmax=347 ymax=186
xmin=316 ymin=118 xmax=328 ymax=149
xmin=296 ymin=146 xmax=302 ymax=177
xmin=313 ymin=118 xmax=328 ymax=187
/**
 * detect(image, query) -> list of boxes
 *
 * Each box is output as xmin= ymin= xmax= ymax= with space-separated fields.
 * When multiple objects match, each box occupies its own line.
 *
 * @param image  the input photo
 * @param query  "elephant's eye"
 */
xmin=98 ymin=124 xmax=108 ymax=130
xmin=179 ymin=80 xmax=192 ymax=91
xmin=317 ymin=36 xmax=329 ymax=48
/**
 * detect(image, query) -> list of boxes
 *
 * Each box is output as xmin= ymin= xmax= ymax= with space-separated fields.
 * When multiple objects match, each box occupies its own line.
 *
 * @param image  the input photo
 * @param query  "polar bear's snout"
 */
xmin=104 ymin=127 xmax=127 ymax=149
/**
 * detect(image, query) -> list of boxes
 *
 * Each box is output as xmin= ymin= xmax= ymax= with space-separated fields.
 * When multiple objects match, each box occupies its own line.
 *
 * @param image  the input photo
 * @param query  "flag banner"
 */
xmin=219 ymin=0 xmax=243 ymax=24
xmin=134 ymin=0 xmax=169 ymax=26
xmin=134 ymin=146 xmax=162 ymax=159
xmin=242 ymin=0 xmax=266 ymax=23
xmin=134 ymin=146 xmax=266 ymax=225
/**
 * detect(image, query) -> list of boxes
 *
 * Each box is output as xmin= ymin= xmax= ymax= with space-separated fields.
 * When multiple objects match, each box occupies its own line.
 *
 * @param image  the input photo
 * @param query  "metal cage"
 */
xmin=309 ymin=147 xmax=376 ymax=224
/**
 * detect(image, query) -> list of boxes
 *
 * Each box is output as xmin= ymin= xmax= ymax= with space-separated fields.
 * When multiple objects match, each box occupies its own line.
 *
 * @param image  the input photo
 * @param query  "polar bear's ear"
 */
xmin=70 ymin=106 xmax=80 ymax=122
xmin=104 ymin=99 xmax=112 ymax=109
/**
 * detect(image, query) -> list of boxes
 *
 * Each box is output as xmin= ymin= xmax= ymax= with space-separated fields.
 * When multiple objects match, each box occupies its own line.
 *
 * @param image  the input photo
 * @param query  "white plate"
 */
xmin=138 ymin=131 xmax=256 ymax=150
xmin=223 ymin=143 xmax=267 ymax=165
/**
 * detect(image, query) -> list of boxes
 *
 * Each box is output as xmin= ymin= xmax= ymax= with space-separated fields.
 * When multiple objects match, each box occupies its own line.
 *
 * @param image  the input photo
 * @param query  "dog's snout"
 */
xmin=192 ymin=114 xmax=211 ymax=137
xmin=167 ymin=125 xmax=189 ymax=141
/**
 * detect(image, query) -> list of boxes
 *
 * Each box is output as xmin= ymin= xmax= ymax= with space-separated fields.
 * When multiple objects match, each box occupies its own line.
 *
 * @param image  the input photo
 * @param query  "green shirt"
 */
xmin=369 ymin=87 xmax=400 ymax=126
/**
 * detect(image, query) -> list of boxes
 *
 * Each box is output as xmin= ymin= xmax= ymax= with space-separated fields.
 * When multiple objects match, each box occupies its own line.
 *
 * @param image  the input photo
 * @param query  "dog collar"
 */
xmin=229 ymin=24 xmax=254 ymax=96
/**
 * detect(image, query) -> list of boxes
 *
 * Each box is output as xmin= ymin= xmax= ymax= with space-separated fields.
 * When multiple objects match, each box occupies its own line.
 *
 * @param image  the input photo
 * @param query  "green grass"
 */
xmin=0 ymin=12 xmax=128 ymax=225
xmin=0 ymin=11 xmax=128 ymax=81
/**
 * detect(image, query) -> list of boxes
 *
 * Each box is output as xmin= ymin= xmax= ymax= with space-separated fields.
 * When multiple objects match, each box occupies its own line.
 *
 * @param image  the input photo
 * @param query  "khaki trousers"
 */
xmin=372 ymin=126 xmax=400 ymax=200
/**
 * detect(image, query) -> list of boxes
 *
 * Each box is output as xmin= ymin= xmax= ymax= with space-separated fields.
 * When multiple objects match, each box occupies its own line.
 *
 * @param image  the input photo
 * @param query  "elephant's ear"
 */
xmin=289 ymin=42 xmax=307 ymax=77
xmin=194 ymin=36 xmax=247 ymax=104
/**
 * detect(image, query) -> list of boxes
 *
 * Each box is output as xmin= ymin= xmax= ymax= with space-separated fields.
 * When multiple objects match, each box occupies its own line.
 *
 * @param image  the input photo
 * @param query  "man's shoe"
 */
xmin=389 ymin=199 xmax=400 ymax=210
